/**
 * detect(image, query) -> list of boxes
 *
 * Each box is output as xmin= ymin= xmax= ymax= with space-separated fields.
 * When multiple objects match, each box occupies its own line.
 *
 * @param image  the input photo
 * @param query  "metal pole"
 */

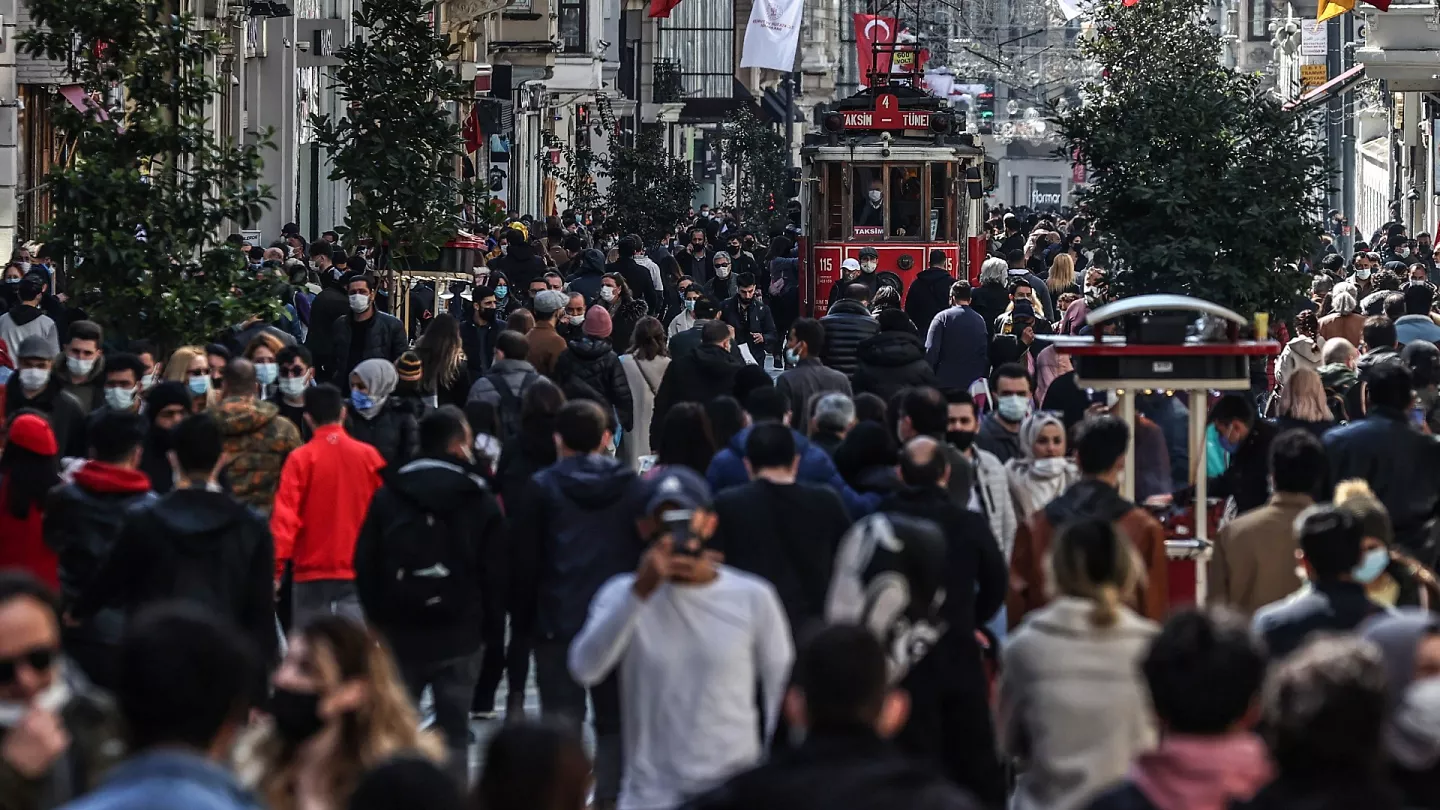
xmin=1326 ymin=17 xmax=1343 ymax=221
xmin=1341 ymin=12 xmax=1356 ymax=255
xmin=784 ymin=72 xmax=795 ymax=171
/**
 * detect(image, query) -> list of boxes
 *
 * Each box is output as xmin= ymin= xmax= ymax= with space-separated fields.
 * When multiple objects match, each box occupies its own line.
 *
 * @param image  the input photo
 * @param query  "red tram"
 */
xmin=799 ymin=84 xmax=993 ymax=317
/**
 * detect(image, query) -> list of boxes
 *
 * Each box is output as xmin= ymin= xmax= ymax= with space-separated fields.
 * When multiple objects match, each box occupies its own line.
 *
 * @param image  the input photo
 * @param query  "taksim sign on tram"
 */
xmin=841 ymin=95 xmax=931 ymax=130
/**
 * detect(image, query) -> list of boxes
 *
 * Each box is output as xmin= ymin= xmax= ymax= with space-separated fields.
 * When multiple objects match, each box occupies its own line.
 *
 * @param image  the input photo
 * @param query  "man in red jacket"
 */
xmin=270 ymin=383 xmax=385 ymax=627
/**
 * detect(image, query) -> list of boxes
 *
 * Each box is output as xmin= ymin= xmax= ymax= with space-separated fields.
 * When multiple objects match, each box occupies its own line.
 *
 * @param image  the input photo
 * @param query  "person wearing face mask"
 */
xmin=1175 ymin=394 xmax=1277 ymax=517
xmin=855 ymin=180 xmax=884 ymax=228
xmin=1335 ymin=480 xmax=1440 ymax=610
xmin=825 ymin=257 xmax=864 ymax=314
xmin=86 ymin=352 xmax=147 ymax=424
xmin=675 ymin=227 xmax=714 ymax=284
xmin=56 ymin=321 xmax=106 ymax=415
xmin=138 ymin=382 xmax=193 ymax=496
xmin=975 ymin=364 xmax=1034 ymax=464
xmin=0 ymin=272 xmax=58 ymax=367
xmin=267 ymin=344 xmax=315 ymax=438
xmin=242 ymin=615 xmax=453 ymax=810
xmin=0 ymin=262 xmax=24 ymax=311
xmin=459 ymin=285 xmax=510 ymax=377
xmin=329 ymin=271 xmax=407 ymax=385
xmin=0 ymin=572 xmax=127 ymax=810
xmin=5 ymin=336 xmax=87 ymax=458
xmin=705 ymin=251 xmax=738 ymax=302
xmin=304 ymin=251 xmax=353 ymax=381
xmin=775 ymin=318 xmax=851 ymax=434
xmin=345 ymin=358 xmax=419 ymax=469
xmin=1348 ymin=255 xmax=1377 ymax=300
xmin=666 ymin=282 xmax=703 ymax=338
xmin=1005 ymin=411 xmax=1080 ymax=522
xmin=353 ymin=406 xmax=505 ymax=781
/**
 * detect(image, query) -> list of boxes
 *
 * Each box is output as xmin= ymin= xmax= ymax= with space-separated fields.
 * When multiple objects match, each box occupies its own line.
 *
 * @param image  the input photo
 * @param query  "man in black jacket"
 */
xmin=68 ymin=413 xmax=277 ymax=673
xmin=904 ymin=250 xmax=955 ymax=336
xmin=877 ymin=436 xmax=1008 ymax=806
xmin=460 ymin=285 xmax=509 ymax=376
xmin=1192 ymin=394 xmax=1279 ymax=517
xmin=687 ymin=624 xmax=982 ymax=810
xmin=820 ymin=284 xmax=880 ymax=377
xmin=721 ymin=273 xmax=778 ymax=364
xmin=489 ymin=228 xmax=547 ymax=293
xmin=44 ymin=411 xmax=156 ymax=689
xmin=608 ymin=235 xmax=661 ymax=314
xmin=651 ymin=321 xmax=745 ymax=447
xmin=712 ymin=423 xmax=852 ymax=639
xmin=330 ymin=271 xmax=407 ymax=383
xmin=5 ymin=335 xmax=87 ymax=457
xmin=354 ymin=406 xmax=505 ymax=783
xmin=675 ymin=226 xmax=714 ymax=284
xmin=567 ymin=248 xmax=608 ymax=306
xmin=305 ymin=264 xmax=351 ymax=380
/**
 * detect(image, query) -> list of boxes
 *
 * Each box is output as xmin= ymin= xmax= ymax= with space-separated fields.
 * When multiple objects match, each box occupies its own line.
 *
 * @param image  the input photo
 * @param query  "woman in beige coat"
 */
xmin=999 ymin=518 xmax=1159 ymax=810
xmin=618 ymin=316 xmax=671 ymax=470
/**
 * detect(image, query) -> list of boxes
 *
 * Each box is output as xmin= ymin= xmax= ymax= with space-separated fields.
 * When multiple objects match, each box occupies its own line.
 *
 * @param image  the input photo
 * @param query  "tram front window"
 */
xmin=889 ymin=164 xmax=922 ymax=238
xmin=852 ymin=166 xmax=884 ymax=233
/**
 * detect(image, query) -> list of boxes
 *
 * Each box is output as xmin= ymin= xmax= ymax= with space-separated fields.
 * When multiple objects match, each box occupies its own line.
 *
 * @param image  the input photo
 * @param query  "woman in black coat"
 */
xmin=552 ymin=308 xmax=635 ymax=433
xmin=345 ymin=358 xmax=419 ymax=469
xmin=852 ymin=310 xmax=938 ymax=401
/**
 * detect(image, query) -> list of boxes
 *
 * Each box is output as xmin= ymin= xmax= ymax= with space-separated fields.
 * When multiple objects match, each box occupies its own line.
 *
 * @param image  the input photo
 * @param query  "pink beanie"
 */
xmin=583 ymin=304 xmax=613 ymax=338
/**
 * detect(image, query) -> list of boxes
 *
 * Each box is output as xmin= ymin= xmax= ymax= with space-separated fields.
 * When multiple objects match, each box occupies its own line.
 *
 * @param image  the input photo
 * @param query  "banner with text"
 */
xmin=740 ymin=0 xmax=805 ymax=71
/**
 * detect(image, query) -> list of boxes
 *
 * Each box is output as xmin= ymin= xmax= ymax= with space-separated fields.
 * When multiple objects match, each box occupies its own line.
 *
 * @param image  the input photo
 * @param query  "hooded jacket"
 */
xmin=1275 ymin=335 xmax=1323 ymax=391
xmin=212 ymin=397 xmax=302 ymax=514
xmin=0 ymin=304 xmax=57 ymax=365
xmin=567 ymin=249 xmax=608 ymax=306
xmin=707 ymin=425 xmax=879 ymax=518
xmin=517 ymin=454 xmax=647 ymax=639
xmin=552 ymin=337 xmax=634 ymax=431
xmin=354 ymin=457 xmax=506 ymax=663
xmin=270 ymin=423 xmax=386 ymax=583
xmin=71 ymin=487 xmax=278 ymax=669
xmin=819 ymin=300 xmax=880 ymax=377
xmin=1007 ymin=479 xmax=1170 ymax=628
xmin=851 ymin=331 xmax=937 ymax=401
xmin=904 ymin=267 xmax=956 ymax=336
xmin=649 ymin=342 xmax=744 ymax=446
xmin=44 ymin=462 xmax=155 ymax=649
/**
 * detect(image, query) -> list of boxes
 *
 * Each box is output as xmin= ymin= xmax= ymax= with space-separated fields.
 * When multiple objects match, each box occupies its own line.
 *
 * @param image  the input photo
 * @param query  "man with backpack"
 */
xmin=354 ymin=405 xmax=506 ymax=783
xmin=270 ymin=384 xmax=387 ymax=627
xmin=467 ymin=330 xmax=540 ymax=438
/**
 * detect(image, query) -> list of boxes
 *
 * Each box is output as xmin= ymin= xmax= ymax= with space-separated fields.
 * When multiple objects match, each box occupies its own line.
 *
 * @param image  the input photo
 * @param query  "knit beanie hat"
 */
xmin=395 ymin=351 xmax=424 ymax=383
xmin=7 ymin=413 xmax=57 ymax=455
xmin=583 ymin=305 xmax=613 ymax=338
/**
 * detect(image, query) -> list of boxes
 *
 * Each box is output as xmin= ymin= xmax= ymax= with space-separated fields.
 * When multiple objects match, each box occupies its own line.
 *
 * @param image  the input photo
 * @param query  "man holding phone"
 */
xmin=568 ymin=467 xmax=794 ymax=810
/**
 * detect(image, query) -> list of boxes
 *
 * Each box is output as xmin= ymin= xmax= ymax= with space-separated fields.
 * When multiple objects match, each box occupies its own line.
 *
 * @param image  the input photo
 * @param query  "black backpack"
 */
xmin=486 ymin=370 xmax=539 ymax=439
xmin=377 ymin=496 xmax=476 ymax=623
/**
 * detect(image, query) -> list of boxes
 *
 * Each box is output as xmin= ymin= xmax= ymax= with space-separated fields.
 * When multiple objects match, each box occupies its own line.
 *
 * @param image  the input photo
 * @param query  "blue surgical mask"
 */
xmin=351 ymin=389 xmax=375 ymax=412
xmin=1353 ymin=547 xmax=1390 ymax=584
xmin=495 ymin=285 xmax=508 ymax=299
xmin=188 ymin=375 xmax=211 ymax=397
xmin=997 ymin=394 xmax=1031 ymax=422
xmin=1217 ymin=428 xmax=1240 ymax=454
xmin=255 ymin=362 xmax=278 ymax=385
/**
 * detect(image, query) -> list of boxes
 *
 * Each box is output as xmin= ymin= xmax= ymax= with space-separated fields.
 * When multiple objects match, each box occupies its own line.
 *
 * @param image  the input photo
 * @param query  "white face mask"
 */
xmin=104 ymin=386 xmax=137 ymax=410
xmin=1356 ymin=268 xmax=1372 ymax=280
xmin=18 ymin=367 xmax=48 ymax=392
xmin=715 ymin=266 xmax=731 ymax=279
xmin=867 ymin=189 xmax=882 ymax=204
xmin=600 ymin=286 xmax=616 ymax=302
xmin=1032 ymin=456 xmax=1067 ymax=476
xmin=348 ymin=293 xmax=371 ymax=314
xmin=255 ymin=362 xmax=278 ymax=385
xmin=568 ymin=315 xmax=585 ymax=327
xmin=278 ymin=375 xmax=308 ymax=398
xmin=140 ymin=373 xmax=158 ymax=391
xmin=66 ymin=356 xmax=95 ymax=377
xmin=860 ymin=260 xmax=877 ymax=273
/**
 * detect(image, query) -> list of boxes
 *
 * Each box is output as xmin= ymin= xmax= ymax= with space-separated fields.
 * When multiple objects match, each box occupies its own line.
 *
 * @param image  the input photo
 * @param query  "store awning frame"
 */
xmin=1284 ymin=64 xmax=1366 ymax=112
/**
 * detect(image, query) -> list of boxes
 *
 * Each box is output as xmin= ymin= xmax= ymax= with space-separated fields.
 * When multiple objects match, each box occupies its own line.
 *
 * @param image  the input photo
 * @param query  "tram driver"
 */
xmin=856 ymin=175 xmax=885 ymax=229
xmin=890 ymin=169 xmax=922 ymax=238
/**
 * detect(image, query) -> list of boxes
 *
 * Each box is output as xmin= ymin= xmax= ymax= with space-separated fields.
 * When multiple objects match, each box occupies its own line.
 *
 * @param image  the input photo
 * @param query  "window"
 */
xmin=656 ymin=0 xmax=734 ymax=99
xmin=1247 ymin=0 xmax=1270 ymax=40
xmin=559 ymin=0 xmax=586 ymax=53
xmin=852 ymin=165 xmax=885 ymax=237
xmin=930 ymin=162 xmax=955 ymax=241
xmin=821 ymin=164 xmax=843 ymax=240
xmin=888 ymin=164 xmax=923 ymax=238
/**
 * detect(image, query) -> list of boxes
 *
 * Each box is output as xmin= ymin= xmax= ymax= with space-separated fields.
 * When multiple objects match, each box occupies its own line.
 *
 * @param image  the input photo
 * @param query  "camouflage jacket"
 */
xmin=213 ymin=397 xmax=302 ymax=515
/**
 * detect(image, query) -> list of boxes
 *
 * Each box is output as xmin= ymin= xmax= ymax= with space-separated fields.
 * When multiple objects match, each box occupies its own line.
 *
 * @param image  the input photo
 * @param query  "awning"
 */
xmin=58 ymin=85 xmax=108 ymax=122
xmin=1284 ymin=64 xmax=1366 ymax=112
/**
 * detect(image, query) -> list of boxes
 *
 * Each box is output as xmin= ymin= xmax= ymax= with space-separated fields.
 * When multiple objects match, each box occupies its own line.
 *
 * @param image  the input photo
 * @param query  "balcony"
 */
xmin=1355 ymin=5 xmax=1440 ymax=91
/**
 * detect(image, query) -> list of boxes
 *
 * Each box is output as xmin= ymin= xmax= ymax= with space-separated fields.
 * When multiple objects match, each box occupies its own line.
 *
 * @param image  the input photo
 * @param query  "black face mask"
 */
xmin=268 ymin=686 xmax=325 ymax=743
xmin=947 ymin=430 xmax=977 ymax=452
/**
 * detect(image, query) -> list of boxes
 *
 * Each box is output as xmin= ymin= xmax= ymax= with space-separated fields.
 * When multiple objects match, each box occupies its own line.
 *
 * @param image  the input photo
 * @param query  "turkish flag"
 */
xmin=854 ymin=14 xmax=896 ymax=89
xmin=462 ymin=106 xmax=482 ymax=154
xmin=649 ymin=0 xmax=683 ymax=18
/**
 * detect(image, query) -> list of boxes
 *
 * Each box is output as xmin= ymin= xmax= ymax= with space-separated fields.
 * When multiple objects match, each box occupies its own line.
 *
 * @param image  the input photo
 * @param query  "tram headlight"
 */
xmin=822 ymin=113 xmax=845 ymax=134
xmin=929 ymin=113 xmax=952 ymax=134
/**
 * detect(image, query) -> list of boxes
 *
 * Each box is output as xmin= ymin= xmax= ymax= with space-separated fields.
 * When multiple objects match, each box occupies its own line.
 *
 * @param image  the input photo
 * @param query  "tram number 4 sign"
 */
xmin=843 ymin=94 xmax=931 ymax=130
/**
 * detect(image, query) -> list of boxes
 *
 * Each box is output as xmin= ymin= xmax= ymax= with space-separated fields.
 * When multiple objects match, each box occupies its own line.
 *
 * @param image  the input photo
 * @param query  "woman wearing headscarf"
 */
xmin=344 ymin=358 xmax=419 ymax=468
xmin=1360 ymin=610 xmax=1440 ymax=810
xmin=1005 ymin=412 xmax=1080 ymax=522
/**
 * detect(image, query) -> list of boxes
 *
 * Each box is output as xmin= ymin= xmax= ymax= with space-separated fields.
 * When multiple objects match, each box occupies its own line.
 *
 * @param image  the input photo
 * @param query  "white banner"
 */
xmin=740 ymin=0 xmax=805 ymax=72
xmin=1054 ymin=0 xmax=1081 ymax=21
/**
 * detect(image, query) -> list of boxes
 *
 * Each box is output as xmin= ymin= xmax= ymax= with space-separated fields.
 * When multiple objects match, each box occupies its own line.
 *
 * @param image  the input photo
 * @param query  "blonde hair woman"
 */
xmin=1047 ymin=252 xmax=1078 ymax=298
xmin=1275 ymin=367 xmax=1335 ymax=437
xmin=1005 ymin=412 xmax=1080 ymax=520
xmin=239 ymin=616 xmax=445 ymax=810
xmin=163 ymin=345 xmax=220 ymax=410
xmin=999 ymin=519 xmax=1159 ymax=810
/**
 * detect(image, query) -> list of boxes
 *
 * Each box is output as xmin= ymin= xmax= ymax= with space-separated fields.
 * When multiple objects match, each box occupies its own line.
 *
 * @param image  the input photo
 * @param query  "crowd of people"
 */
xmin=0 ymin=204 xmax=1439 ymax=810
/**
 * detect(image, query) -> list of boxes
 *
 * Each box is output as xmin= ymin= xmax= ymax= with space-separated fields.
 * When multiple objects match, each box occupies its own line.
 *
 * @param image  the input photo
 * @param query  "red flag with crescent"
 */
xmin=854 ymin=14 xmax=896 ymax=89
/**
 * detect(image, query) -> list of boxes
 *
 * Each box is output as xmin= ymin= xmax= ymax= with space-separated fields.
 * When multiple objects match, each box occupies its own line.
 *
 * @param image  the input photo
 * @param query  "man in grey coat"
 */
xmin=467 ymin=331 xmax=541 ymax=436
xmin=775 ymin=318 xmax=851 ymax=435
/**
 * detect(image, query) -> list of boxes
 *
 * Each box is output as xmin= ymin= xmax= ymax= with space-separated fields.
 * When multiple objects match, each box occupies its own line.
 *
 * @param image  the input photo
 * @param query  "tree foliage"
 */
xmin=20 ymin=0 xmax=276 ymax=348
xmin=719 ymin=107 xmax=788 ymax=233
xmin=312 ymin=0 xmax=472 ymax=264
xmin=1054 ymin=0 xmax=1325 ymax=316
xmin=538 ymin=98 xmax=698 ymax=238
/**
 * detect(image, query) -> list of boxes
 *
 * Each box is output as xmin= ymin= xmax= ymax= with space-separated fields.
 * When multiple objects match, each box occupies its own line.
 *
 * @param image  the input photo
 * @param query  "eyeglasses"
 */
xmin=279 ymin=365 xmax=309 ymax=379
xmin=0 ymin=647 xmax=56 ymax=685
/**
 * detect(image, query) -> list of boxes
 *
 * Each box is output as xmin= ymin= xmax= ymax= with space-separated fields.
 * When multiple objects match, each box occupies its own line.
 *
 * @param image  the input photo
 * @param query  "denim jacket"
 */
xmin=59 ymin=750 xmax=261 ymax=810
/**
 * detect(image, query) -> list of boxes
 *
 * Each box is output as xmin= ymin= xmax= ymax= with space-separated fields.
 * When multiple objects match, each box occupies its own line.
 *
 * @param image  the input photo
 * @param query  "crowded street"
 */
xmin=2 ymin=0 xmax=1440 ymax=804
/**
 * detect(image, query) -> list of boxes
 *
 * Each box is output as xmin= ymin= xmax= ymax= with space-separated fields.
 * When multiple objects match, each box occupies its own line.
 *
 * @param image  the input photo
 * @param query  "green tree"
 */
xmin=1054 ymin=0 xmax=1325 ymax=317
xmin=312 ymin=0 xmax=472 ymax=266
xmin=20 ymin=1 xmax=275 ymax=348
xmin=719 ymin=107 xmax=788 ymax=233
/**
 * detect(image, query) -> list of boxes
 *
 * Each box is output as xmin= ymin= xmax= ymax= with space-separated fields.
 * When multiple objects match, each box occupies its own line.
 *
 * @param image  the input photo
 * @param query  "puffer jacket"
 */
xmin=649 ymin=343 xmax=745 ymax=446
xmin=212 ymin=397 xmax=302 ymax=514
xmin=1274 ymin=335 xmax=1322 ymax=390
xmin=851 ymin=331 xmax=937 ymax=401
xmin=608 ymin=298 xmax=649 ymax=356
xmin=552 ymin=337 xmax=634 ymax=432
xmin=820 ymin=300 xmax=880 ymax=377
xmin=346 ymin=399 xmax=420 ymax=469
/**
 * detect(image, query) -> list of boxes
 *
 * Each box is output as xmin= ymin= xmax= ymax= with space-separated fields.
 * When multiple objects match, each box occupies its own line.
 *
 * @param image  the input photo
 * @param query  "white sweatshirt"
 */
xmin=568 ymin=567 xmax=794 ymax=810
